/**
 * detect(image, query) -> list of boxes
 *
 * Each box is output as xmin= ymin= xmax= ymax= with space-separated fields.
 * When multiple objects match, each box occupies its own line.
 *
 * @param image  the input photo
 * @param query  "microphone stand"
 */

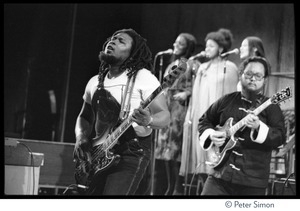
xmin=222 ymin=56 xmax=227 ymax=96
xmin=159 ymin=55 xmax=163 ymax=83
xmin=150 ymin=53 xmax=163 ymax=195
xmin=21 ymin=61 xmax=31 ymax=139
xmin=183 ymin=62 xmax=197 ymax=195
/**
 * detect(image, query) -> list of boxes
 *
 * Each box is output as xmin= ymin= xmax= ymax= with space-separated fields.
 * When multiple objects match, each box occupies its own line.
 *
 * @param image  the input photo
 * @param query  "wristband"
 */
xmin=146 ymin=116 xmax=153 ymax=128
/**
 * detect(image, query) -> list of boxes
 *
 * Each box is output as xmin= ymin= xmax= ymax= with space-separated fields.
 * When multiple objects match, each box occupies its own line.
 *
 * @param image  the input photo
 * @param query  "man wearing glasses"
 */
xmin=198 ymin=56 xmax=286 ymax=195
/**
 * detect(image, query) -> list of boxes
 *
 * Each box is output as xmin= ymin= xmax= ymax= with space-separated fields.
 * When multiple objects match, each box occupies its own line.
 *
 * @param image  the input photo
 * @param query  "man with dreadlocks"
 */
xmin=73 ymin=28 xmax=170 ymax=195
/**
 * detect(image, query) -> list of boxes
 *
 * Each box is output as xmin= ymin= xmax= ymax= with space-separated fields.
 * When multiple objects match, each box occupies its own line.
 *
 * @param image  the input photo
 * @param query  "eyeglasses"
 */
xmin=243 ymin=72 xmax=265 ymax=81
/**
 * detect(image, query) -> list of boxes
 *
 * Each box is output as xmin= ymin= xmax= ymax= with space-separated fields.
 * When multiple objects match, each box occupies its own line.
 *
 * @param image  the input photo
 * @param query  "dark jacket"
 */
xmin=198 ymin=92 xmax=286 ymax=188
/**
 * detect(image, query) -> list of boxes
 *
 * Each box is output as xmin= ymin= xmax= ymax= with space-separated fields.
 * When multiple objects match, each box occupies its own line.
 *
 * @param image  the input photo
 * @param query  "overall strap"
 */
xmin=119 ymin=72 xmax=137 ymax=120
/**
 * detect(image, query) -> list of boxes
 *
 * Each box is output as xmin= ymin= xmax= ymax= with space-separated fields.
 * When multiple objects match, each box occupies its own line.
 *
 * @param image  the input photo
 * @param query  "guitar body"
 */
xmin=75 ymin=124 xmax=137 ymax=187
xmin=206 ymin=117 xmax=238 ymax=169
xmin=75 ymin=144 xmax=121 ymax=187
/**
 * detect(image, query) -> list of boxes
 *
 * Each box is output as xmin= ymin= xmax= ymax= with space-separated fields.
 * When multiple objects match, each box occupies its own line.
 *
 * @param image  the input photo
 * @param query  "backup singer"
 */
xmin=237 ymin=36 xmax=266 ymax=91
xmin=155 ymin=33 xmax=199 ymax=195
xmin=199 ymin=56 xmax=286 ymax=195
xmin=73 ymin=29 xmax=170 ymax=195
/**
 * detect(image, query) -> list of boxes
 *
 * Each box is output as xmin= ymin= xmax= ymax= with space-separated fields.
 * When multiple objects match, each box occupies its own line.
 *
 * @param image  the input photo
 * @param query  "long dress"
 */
xmin=180 ymin=58 xmax=239 ymax=176
xmin=155 ymin=59 xmax=195 ymax=162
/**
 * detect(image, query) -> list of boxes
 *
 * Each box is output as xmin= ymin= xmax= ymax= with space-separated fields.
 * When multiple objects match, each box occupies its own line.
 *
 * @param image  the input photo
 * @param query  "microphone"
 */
xmin=220 ymin=48 xmax=239 ymax=57
xmin=156 ymin=48 xmax=173 ymax=55
xmin=189 ymin=51 xmax=207 ymax=60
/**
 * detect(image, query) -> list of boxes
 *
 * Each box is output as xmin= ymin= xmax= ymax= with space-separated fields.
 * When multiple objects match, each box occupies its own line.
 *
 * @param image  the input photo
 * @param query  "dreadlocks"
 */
xmin=97 ymin=29 xmax=153 ymax=89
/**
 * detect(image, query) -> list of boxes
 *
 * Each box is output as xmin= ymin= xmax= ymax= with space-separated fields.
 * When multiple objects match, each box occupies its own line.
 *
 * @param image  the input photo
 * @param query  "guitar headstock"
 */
xmin=162 ymin=58 xmax=187 ymax=88
xmin=271 ymin=87 xmax=292 ymax=104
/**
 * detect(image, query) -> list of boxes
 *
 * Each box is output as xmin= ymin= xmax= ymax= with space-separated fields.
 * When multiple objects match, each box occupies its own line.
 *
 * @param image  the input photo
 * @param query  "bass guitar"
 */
xmin=74 ymin=58 xmax=187 ymax=187
xmin=206 ymin=87 xmax=291 ymax=170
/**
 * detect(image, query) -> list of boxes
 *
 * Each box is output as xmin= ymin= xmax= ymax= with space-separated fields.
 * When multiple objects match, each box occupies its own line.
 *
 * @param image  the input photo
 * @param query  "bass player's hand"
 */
xmin=73 ymin=134 xmax=92 ymax=163
xmin=209 ymin=130 xmax=226 ymax=147
xmin=131 ymin=107 xmax=152 ymax=127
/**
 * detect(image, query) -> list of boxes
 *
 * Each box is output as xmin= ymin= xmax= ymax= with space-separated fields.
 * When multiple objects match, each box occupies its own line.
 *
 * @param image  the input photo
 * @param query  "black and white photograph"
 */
xmin=4 ymin=3 xmax=296 ymax=206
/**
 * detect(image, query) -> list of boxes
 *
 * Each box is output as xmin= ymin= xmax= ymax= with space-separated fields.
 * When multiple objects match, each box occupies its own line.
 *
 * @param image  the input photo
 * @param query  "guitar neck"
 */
xmin=141 ymin=85 xmax=164 ymax=109
xmin=229 ymin=98 xmax=272 ymax=135
xmin=106 ymin=85 xmax=164 ymax=149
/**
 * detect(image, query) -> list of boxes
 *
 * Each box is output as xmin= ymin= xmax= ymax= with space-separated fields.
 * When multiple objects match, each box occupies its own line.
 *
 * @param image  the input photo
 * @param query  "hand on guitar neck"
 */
xmin=243 ymin=112 xmax=260 ymax=131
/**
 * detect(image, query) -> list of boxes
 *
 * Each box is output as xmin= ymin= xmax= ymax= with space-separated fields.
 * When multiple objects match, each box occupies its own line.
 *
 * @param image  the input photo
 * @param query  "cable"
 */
xmin=188 ymin=163 xmax=201 ymax=195
xmin=281 ymin=172 xmax=295 ymax=195
xmin=143 ymin=132 xmax=154 ymax=195
xmin=18 ymin=142 xmax=35 ymax=195
xmin=188 ymin=171 xmax=196 ymax=195
xmin=62 ymin=184 xmax=77 ymax=195
xmin=62 ymin=184 xmax=89 ymax=195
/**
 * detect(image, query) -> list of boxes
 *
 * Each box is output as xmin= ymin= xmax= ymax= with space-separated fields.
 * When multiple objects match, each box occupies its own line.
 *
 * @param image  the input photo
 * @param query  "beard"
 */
xmin=98 ymin=51 xmax=118 ymax=65
xmin=241 ymin=82 xmax=264 ymax=105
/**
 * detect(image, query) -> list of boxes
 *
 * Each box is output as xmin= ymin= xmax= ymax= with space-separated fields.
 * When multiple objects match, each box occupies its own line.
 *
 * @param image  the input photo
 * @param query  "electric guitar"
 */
xmin=74 ymin=58 xmax=187 ymax=187
xmin=206 ymin=87 xmax=291 ymax=170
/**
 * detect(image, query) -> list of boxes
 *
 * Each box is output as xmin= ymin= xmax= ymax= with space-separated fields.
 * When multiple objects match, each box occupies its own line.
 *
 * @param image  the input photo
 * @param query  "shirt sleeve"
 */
xmin=250 ymin=120 xmax=269 ymax=143
xmin=136 ymin=69 xmax=160 ymax=101
xmin=256 ymin=104 xmax=286 ymax=148
xmin=82 ymin=76 xmax=98 ymax=105
xmin=198 ymin=95 xmax=226 ymax=150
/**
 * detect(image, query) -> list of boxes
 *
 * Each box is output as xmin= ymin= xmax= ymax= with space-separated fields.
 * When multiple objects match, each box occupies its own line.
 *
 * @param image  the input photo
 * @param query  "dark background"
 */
xmin=4 ymin=3 xmax=294 ymax=143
